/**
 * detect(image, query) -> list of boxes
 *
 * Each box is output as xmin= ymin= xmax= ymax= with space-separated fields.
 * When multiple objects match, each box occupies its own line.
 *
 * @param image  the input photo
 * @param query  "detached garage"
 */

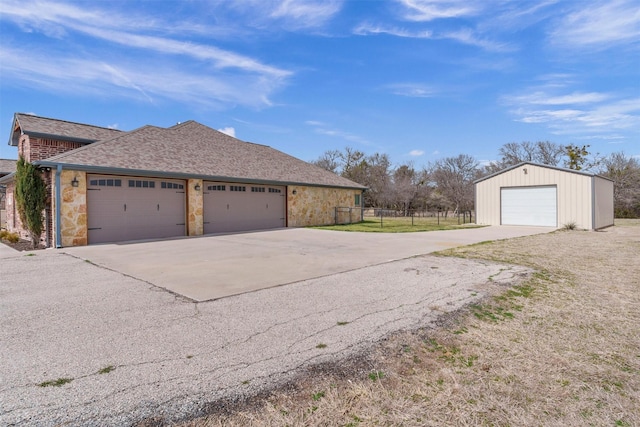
xmin=475 ymin=162 xmax=614 ymax=230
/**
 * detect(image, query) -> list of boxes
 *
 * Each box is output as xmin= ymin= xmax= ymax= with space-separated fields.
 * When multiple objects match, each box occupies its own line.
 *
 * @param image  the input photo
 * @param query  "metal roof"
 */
xmin=474 ymin=161 xmax=613 ymax=184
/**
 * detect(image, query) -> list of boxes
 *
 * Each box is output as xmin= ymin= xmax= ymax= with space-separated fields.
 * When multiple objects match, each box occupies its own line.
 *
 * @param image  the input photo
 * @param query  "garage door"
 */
xmin=87 ymin=175 xmax=186 ymax=244
xmin=203 ymin=182 xmax=285 ymax=234
xmin=501 ymin=186 xmax=557 ymax=227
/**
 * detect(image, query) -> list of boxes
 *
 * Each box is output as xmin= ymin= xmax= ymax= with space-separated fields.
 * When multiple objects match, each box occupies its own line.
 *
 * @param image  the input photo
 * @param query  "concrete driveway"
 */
xmin=63 ymin=226 xmax=553 ymax=301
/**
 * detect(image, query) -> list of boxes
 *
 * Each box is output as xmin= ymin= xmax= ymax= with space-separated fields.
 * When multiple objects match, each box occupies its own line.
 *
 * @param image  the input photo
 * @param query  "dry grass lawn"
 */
xmin=178 ymin=220 xmax=640 ymax=427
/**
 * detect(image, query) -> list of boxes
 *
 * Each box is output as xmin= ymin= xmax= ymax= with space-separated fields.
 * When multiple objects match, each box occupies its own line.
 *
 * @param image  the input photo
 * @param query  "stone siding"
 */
xmin=287 ymin=186 xmax=362 ymax=227
xmin=187 ymin=179 xmax=204 ymax=236
xmin=58 ymin=170 xmax=88 ymax=247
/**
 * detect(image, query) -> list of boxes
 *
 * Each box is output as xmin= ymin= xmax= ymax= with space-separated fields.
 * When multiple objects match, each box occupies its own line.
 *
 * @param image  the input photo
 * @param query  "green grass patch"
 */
xmin=337 ymin=321 xmax=349 ymax=326
xmin=368 ymin=371 xmax=385 ymax=381
xmin=311 ymin=391 xmax=325 ymax=401
xmin=310 ymin=217 xmax=484 ymax=233
xmin=98 ymin=365 xmax=115 ymax=374
xmin=316 ymin=343 xmax=327 ymax=349
xmin=38 ymin=377 xmax=73 ymax=387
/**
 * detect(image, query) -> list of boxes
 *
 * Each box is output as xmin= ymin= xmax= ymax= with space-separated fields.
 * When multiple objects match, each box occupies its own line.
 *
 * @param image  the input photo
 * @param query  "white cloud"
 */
xmin=107 ymin=123 xmax=119 ymax=129
xmin=387 ymin=83 xmax=436 ymax=98
xmin=354 ymin=22 xmax=512 ymax=52
xmin=0 ymin=1 xmax=292 ymax=109
xmin=214 ymin=0 xmax=343 ymax=31
xmin=508 ymin=91 xmax=610 ymax=106
xmin=397 ymin=0 xmax=480 ymax=21
xmin=218 ymin=127 xmax=236 ymax=137
xmin=306 ymin=121 xmax=370 ymax=145
xmin=0 ymin=46 xmax=283 ymax=109
xmin=409 ymin=149 xmax=425 ymax=156
xmin=550 ymin=0 xmax=640 ymax=49
xmin=353 ymin=23 xmax=433 ymax=38
xmin=505 ymin=82 xmax=640 ymax=137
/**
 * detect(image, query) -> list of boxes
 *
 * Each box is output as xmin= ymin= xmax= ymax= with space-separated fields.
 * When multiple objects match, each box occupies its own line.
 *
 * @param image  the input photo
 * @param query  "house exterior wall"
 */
xmin=594 ymin=176 xmax=614 ymax=230
xmin=4 ymin=180 xmax=49 ymax=245
xmin=475 ymin=164 xmax=594 ymax=230
xmin=187 ymin=178 xmax=203 ymax=236
xmin=287 ymin=185 xmax=362 ymax=227
xmin=4 ymin=182 xmax=26 ymax=238
xmin=57 ymin=170 xmax=88 ymax=247
xmin=18 ymin=135 xmax=84 ymax=163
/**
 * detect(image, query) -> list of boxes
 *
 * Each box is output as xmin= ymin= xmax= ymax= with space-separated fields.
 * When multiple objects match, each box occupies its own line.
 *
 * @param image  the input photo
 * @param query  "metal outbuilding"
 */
xmin=474 ymin=162 xmax=614 ymax=230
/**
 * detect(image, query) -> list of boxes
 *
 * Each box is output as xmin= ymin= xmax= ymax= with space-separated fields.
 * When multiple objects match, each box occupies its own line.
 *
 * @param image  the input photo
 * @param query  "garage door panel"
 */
xmin=87 ymin=175 xmax=185 ymax=244
xmin=203 ymin=182 xmax=285 ymax=234
xmin=501 ymin=186 xmax=557 ymax=227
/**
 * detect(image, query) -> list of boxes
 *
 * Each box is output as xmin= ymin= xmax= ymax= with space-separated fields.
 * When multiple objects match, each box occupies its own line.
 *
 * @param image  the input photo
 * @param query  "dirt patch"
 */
xmin=0 ymin=238 xmax=45 ymax=252
xmin=176 ymin=220 xmax=640 ymax=427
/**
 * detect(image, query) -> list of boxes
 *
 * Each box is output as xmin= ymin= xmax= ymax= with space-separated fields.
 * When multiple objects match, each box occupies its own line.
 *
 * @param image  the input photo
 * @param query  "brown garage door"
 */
xmin=203 ymin=182 xmax=285 ymax=234
xmin=87 ymin=175 xmax=186 ymax=244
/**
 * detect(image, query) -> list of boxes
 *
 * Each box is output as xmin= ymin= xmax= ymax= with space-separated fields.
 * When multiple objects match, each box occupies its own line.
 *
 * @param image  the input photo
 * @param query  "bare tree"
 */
xmin=431 ymin=154 xmax=479 ymax=214
xmin=535 ymin=141 xmax=565 ymax=166
xmin=311 ymin=149 xmax=341 ymax=173
xmin=484 ymin=141 xmax=565 ymax=175
xmin=599 ymin=152 xmax=640 ymax=218
xmin=391 ymin=163 xmax=428 ymax=215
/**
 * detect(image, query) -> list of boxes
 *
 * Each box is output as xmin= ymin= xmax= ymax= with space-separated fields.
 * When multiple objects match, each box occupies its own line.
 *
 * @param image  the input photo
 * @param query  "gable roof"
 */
xmin=474 ymin=161 xmax=612 ymax=184
xmin=9 ymin=113 xmax=123 ymax=146
xmin=0 ymin=158 xmax=17 ymax=176
xmin=38 ymin=120 xmax=366 ymax=190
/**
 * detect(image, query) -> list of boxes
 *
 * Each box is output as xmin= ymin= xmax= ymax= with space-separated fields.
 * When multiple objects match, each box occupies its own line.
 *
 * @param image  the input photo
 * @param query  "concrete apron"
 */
xmin=63 ymin=226 xmax=554 ymax=302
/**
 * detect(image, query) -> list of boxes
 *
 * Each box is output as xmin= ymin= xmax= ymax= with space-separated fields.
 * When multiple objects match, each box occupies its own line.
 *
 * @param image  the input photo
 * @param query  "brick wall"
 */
xmin=19 ymin=135 xmax=84 ymax=162
xmin=9 ymin=134 xmax=85 ymax=246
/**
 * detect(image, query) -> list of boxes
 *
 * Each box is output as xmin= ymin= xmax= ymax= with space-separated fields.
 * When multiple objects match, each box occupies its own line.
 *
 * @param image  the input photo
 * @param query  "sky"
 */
xmin=0 ymin=0 xmax=638 ymax=168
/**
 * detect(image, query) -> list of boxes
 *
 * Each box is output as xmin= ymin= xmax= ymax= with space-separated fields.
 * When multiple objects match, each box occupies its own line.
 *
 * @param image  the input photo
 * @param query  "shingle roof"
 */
xmin=0 ymin=158 xmax=17 ymax=175
xmin=9 ymin=113 xmax=123 ymax=146
xmin=39 ymin=120 xmax=366 ymax=189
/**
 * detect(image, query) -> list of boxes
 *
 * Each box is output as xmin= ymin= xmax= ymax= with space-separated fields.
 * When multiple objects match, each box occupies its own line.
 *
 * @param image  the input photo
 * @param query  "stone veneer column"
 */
xmin=60 ymin=170 xmax=88 ymax=246
xmin=187 ymin=179 xmax=203 ymax=236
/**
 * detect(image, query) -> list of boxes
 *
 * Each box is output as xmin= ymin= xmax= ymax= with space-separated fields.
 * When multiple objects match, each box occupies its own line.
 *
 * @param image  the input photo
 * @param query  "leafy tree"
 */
xmin=15 ymin=156 xmax=47 ymax=248
xmin=564 ymin=144 xmax=591 ymax=170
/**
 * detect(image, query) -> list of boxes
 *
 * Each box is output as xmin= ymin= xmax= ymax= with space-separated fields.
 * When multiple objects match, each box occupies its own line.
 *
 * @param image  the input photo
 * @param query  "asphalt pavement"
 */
xmin=0 ymin=226 xmax=548 ymax=426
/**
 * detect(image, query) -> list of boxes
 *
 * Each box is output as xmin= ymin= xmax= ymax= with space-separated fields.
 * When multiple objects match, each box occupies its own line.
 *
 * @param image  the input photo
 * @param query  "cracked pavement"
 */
xmin=0 ymin=229 xmax=540 ymax=426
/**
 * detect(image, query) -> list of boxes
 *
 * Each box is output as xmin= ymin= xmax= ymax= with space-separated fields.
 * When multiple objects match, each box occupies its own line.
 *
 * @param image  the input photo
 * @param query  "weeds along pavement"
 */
xmin=177 ymin=220 xmax=640 ymax=427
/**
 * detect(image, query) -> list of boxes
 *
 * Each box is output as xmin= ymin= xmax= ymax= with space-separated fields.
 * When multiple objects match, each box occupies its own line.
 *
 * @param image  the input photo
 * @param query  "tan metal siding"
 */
xmin=593 ymin=177 xmax=614 ymax=229
xmin=475 ymin=164 xmax=594 ymax=229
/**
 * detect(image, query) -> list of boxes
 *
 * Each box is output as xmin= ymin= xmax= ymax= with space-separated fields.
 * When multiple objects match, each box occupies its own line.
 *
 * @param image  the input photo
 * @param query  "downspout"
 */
xmin=591 ymin=176 xmax=596 ymax=231
xmin=55 ymin=165 xmax=62 ymax=248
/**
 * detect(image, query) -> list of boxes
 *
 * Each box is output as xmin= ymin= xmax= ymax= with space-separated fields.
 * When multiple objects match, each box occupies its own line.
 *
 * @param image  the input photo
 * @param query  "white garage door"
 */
xmin=501 ymin=186 xmax=557 ymax=227
xmin=87 ymin=175 xmax=186 ymax=244
xmin=203 ymin=182 xmax=285 ymax=234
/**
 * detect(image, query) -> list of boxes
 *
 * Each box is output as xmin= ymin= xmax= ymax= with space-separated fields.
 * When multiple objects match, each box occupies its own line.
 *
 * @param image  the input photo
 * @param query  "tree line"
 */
xmin=312 ymin=142 xmax=640 ymax=218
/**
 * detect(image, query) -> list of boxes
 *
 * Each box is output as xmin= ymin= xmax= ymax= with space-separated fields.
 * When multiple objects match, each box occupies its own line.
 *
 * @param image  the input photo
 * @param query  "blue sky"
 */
xmin=1 ymin=0 xmax=638 ymax=168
